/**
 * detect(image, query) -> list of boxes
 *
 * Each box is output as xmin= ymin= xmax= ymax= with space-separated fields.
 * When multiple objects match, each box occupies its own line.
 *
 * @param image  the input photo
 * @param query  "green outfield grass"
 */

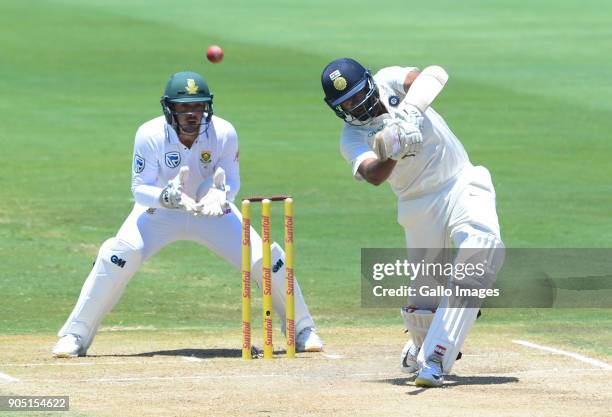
xmin=1 ymin=1 xmax=611 ymax=355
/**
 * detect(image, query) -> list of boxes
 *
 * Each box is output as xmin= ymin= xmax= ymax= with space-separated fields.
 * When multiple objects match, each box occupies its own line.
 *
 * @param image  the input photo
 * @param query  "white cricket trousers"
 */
xmin=397 ymin=164 xmax=505 ymax=372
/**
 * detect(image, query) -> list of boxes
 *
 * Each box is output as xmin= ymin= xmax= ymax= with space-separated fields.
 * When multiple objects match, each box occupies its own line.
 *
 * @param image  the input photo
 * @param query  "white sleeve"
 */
xmin=218 ymin=124 xmax=240 ymax=201
xmin=130 ymin=126 xmax=164 ymax=207
xmin=340 ymin=127 xmax=377 ymax=181
xmin=375 ymin=66 xmax=418 ymax=95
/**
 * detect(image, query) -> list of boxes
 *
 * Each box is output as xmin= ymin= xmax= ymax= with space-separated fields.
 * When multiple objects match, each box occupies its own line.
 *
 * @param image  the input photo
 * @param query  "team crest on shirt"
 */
xmin=165 ymin=151 xmax=181 ymax=168
xmin=388 ymin=96 xmax=400 ymax=107
xmin=134 ymin=155 xmax=145 ymax=173
xmin=200 ymin=151 xmax=212 ymax=164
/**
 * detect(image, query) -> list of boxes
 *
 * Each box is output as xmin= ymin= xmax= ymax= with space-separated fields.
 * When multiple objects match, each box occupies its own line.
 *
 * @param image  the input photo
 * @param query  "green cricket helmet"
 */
xmin=160 ymin=71 xmax=214 ymax=126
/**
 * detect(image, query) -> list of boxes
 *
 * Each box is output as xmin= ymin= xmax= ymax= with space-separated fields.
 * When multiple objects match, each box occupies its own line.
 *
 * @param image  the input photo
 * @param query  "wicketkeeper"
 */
xmin=53 ymin=71 xmax=323 ymax=357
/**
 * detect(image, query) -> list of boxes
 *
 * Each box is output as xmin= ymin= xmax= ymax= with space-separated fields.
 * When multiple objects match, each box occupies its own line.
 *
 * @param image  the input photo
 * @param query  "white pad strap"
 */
xmin=403 ymin=65 xmax=448 ymax=112
xmin=401 ymin=307 xmax=434 ymax=347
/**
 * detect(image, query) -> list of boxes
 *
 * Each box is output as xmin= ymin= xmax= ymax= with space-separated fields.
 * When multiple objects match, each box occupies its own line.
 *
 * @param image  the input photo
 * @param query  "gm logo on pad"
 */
xmin=111 ymin=255 xmax=126 ymax=268
xmin=272 ymin=259 xmax=284 ymax=273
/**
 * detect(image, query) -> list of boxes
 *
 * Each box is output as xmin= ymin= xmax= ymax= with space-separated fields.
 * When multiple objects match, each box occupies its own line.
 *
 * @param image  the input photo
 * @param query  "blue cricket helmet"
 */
xmin=321 ymin=58 xmax=380 ymax=125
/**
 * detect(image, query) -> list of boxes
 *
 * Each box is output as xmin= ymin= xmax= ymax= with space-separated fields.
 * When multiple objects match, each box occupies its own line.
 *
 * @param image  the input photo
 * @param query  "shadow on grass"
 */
xmin=91 ymin=346 xmax=286 ymax=359
xmin=371 ymin=374 xmax=519 ymax=394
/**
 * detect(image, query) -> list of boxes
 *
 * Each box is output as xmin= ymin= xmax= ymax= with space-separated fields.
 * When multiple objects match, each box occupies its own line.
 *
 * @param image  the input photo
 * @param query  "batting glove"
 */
xmin=372 ymin=117 xmax=423 ymax=161
xmin=396 ymin=102 xmax=424 ymax=131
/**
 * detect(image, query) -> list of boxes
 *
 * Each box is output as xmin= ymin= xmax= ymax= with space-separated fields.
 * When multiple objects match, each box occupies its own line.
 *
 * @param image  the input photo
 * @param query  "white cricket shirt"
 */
xmin=340 ymin=66 xmax=469 ymax=199
xmin=131 ymin=115 xmax=240 ymax=207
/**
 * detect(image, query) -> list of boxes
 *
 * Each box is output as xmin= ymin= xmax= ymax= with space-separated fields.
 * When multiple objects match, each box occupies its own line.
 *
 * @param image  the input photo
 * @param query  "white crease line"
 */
xmin=506 ymin=367 xmax=609 ymax=376
xmin=0 ymin=371 xmax=19 ymax=383
xmin=23 ymin=367 xmax=610 ymax=384
xmin=513 ymin=340 xmax=612 ymax=370
xmin=30 ymin=373 xmax=390 ymax=384
xmin=183 ymin=356 xmax=204 ymax=362
xmin=323 ymin=354 xmax=344 ymax=359
xmin=3 ymin=359 xmax=197 ymax=367
xmin=3 ymin=362 xmax=98 ymax=367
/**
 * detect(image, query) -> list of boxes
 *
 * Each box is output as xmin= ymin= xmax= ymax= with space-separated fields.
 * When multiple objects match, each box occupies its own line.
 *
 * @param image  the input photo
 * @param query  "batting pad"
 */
xmin=401 ymin=307 xmax=434 ymax=347
xmin=58 ymin=238 xmax=142 ymax=350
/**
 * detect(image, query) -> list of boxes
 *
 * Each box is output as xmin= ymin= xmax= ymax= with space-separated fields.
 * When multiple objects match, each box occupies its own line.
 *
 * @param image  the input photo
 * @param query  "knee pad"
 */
xmin=452 ymin=224 xmax=504 ymax=249
xmin=59 ymin=238 xmax=142 ymax=348
xmin=452 ymin=225 xmax=505 ymax=275
xmin=98 ymin=237 xmax=143 ymax=276
xmin=252 ymin=242 xmax=285 ymax=276
xmin=401 ymin=306 xmax=434 ymax=347
xmin=250 ymin=242 xmax=315 ymax=334
xmin=270 ymin=242 xmax=285 ymax=273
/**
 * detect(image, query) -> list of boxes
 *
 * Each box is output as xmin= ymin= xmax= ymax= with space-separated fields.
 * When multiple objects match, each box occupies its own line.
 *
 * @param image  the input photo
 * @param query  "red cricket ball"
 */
xmin=206 ymin=45 xmax=224 ymax=63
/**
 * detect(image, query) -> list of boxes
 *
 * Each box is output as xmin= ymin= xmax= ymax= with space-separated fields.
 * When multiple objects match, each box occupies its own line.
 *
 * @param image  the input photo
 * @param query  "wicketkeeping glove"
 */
xmin=193 ymin=167 xmax=230 ymax=217
xmin=159 ymin=166 xmax=197 ymax=210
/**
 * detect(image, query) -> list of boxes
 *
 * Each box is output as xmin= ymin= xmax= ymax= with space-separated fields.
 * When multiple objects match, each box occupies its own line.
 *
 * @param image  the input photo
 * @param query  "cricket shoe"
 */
xmin=296 ymin=327 xmax=323 ymax=352
xmin=52 ymin=334 xmax=86 ymax=358
xmin=400 ymin=340 xmax=419 ymax=374
xmin=415 ymin=356 xmax=444 ymax=387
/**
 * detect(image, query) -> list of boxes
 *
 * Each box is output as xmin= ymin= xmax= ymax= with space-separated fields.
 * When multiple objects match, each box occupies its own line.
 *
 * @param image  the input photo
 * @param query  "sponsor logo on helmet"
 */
xmin=200 ymin=151 xmax=212 ymax=164
xmin=134 ymin=155 xmax=145 ymax=173
xmin=333 ymin=76 xmax=347 ymax=91
xmin=329 ymin=69 xmax=342 ymax=81
xmin=185 ymin=79 xmax=199 ymax=95
xmin=165 ymin=152 xmax=181 ymax=168
xmin=388 ymin=95 xmax=400 ymax=107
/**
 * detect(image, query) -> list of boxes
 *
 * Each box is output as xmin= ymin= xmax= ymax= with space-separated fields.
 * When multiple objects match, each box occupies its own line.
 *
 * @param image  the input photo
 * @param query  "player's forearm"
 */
xmin=131 ymin=184 xmax=165 ymax=208
xmin=358 ymin=158 xmax=397 ymax=186
xmin=402 ymin=66 xmax=448 ymax=112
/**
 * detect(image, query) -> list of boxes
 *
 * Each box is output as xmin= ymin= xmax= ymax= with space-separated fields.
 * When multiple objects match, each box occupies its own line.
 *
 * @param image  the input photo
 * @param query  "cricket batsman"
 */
xmin=320 ymin=58 xmax=504 ymax=387
xmin=53 ymin=71 xmax=323 ymax=357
